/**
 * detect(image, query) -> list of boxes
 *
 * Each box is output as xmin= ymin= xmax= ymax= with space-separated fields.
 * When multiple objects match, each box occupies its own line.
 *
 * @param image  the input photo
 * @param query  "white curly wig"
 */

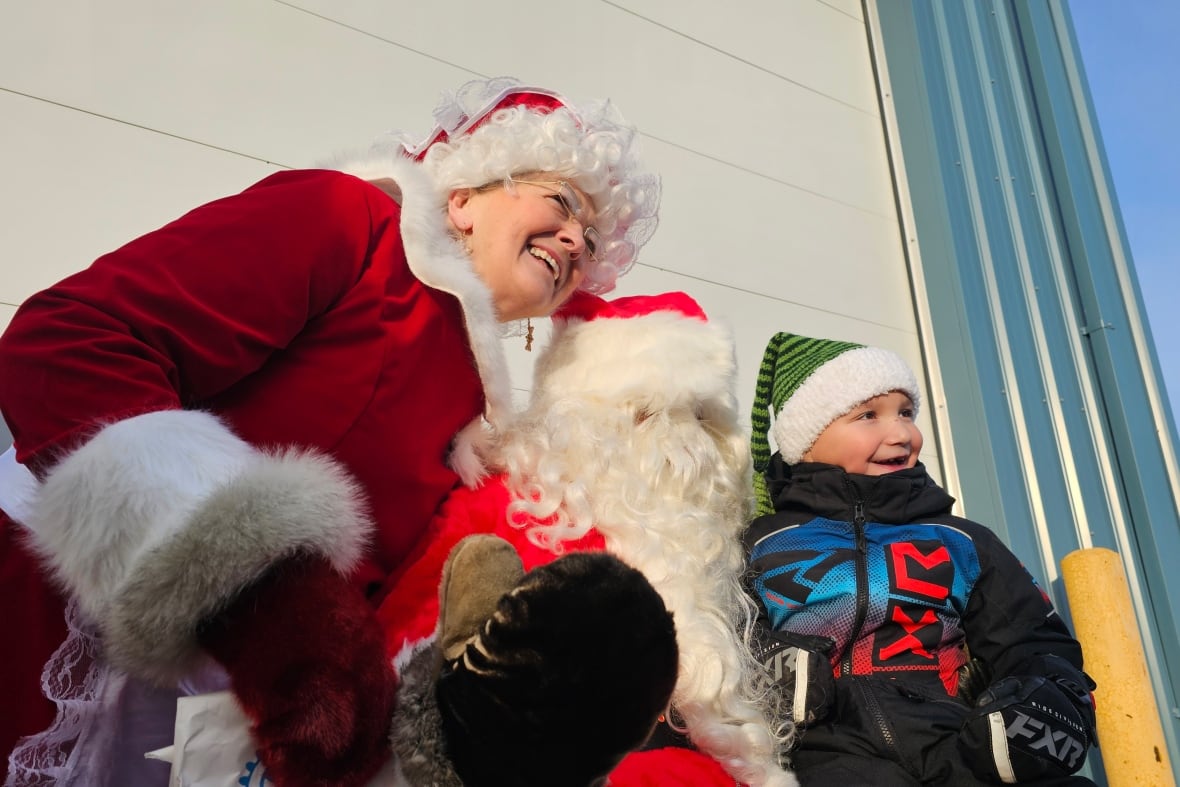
xmin=491 ymin=295 xmax=797 ymax=787
xmin=393 ymin=77 xmax=660 ymax=294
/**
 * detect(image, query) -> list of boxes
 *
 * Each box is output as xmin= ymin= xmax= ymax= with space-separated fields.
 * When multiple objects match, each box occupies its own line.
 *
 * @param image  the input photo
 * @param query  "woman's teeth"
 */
xmin=529 ymin=247 xmax=560 ymax=280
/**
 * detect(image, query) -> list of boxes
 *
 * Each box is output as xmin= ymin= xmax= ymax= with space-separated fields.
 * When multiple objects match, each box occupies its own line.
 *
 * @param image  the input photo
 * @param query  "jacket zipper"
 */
xmin=854 ymin=677 xmax=897 ymax=752
xmin=845 ymin=498 xmax=901 ymax=760
xmin=840 ymin=498 xmax=869 ymax=676
xmin=842 ymin=495 xmax=905 ymax=761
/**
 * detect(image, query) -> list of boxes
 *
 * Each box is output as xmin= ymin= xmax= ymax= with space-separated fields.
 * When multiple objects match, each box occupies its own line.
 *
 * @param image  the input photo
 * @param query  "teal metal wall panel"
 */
xmin=871 ymin=0 xmax=1180 ymax=779
xmin=1012 ymin=6 xmax=1180 ymax=722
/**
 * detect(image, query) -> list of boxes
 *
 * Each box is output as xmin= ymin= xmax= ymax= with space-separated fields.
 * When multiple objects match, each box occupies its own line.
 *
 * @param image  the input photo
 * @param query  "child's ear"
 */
xmin=447 ymin=188 xmax=476 ymax=232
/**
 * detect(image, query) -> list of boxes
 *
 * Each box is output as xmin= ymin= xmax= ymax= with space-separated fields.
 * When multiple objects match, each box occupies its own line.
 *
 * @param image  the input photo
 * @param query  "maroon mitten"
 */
xmin=197 ymin=555 xmax=395 ymax=787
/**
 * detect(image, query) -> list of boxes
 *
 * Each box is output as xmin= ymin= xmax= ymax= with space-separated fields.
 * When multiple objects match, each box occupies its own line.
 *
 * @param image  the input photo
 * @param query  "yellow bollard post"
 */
xmin=1061 ymin=547 xmax=1174 ymax=786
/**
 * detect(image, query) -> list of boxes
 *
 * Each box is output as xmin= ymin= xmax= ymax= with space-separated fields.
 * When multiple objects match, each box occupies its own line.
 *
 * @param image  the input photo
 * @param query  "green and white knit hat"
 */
xmin=750 ymin=332 xmax=920 ymax=515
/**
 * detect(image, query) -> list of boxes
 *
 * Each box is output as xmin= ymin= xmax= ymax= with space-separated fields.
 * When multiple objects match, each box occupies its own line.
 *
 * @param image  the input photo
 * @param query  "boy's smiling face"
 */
xmin=802 ymin=390 xmax=923 ymax=476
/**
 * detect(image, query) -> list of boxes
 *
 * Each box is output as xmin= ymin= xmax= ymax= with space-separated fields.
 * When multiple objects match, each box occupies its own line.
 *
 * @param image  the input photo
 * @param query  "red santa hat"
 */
xmin=531 ymin=290 xmax=736 ymax=407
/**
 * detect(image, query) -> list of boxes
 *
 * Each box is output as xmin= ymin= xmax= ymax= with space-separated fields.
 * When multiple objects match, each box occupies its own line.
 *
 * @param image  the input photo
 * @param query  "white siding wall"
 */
xmin=0 ymin=0 xmax=936 ymax=477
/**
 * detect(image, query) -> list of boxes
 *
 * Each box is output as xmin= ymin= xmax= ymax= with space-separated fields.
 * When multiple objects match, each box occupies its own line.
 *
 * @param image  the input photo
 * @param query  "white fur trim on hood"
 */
xmin=328 ymin=150 xmax=514 ymax=442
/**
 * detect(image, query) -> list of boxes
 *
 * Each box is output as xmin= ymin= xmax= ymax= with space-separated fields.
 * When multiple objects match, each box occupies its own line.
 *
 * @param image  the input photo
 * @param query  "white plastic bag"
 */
xmin=144 ymin=691 xmax=270 ymax=786
xmin=145 ymin=689 xmax=409 ymax=786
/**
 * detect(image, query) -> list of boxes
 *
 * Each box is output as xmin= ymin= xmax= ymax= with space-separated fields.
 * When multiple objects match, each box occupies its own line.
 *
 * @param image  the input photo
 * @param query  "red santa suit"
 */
xmin=0 ymin=154 xmax=511 ymax=785
xmin=379 ymin=478 xmax=737 ymax=787
xmin=379 ymin=291 xmax=797 ymax=787
xmin=1 ymin=76 xmax=667 ymax=786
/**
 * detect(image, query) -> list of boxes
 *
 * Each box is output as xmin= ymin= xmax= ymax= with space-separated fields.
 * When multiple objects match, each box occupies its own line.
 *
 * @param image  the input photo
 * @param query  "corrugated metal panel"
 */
xmin=869 ymin=0 xmax=1180 ymax=779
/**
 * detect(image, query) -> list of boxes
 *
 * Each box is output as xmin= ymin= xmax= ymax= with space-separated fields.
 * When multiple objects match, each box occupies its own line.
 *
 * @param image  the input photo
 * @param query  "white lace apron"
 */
xmin=1 ymin=447 xmax=227 ymax=787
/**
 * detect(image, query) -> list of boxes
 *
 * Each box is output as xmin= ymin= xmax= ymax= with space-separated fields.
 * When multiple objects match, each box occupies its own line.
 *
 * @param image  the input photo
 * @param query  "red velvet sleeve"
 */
xmin=0 ymin=170 xmax=392 ymax=472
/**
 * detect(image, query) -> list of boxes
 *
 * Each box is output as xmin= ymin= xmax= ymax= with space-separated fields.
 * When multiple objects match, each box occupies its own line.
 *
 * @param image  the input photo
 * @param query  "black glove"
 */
xmin=437 ymin=551 xmax=679 ymax=787
xmin=958 ymin=654 xmax=1096 ymax=782
xmin=751 ymin=622 xmax=835 ymax=727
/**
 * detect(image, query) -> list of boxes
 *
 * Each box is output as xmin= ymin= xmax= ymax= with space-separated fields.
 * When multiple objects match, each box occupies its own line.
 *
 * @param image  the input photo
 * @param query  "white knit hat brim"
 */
xmin=770 ymin=346 xmax=920 ymax=464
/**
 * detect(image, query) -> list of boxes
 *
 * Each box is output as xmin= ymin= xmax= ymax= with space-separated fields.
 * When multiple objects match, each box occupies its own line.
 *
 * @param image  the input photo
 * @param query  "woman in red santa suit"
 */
xmin=0 ymin=76 xmax=661 ymax=786
xmin=380 ymin=292 xmax=799 ymax=787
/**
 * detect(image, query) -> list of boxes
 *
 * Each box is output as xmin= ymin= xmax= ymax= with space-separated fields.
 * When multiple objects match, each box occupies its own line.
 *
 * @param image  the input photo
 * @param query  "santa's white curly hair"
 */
xmin=387 ymin=76 xmax=660 ymax=294
xmin=493 ymin=291 xmax=798 ymax=787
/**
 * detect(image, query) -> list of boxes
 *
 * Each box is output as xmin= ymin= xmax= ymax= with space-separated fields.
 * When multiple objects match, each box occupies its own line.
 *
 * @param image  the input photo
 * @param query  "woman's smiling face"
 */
xmin=448 ymin=175 xmax=597 ymax=321
xmin=802 ymin=390 xmax=923 ymax=476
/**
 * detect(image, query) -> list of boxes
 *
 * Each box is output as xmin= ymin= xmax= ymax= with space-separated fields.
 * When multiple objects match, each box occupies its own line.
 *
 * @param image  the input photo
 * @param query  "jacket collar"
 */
xmin=764 ymin=455 xmax=955 ymax=525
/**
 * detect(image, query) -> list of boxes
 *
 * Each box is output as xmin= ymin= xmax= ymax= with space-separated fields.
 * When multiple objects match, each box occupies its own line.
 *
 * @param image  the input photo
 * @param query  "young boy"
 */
xmin=745 ymin=332 xmax=1098 ymax=786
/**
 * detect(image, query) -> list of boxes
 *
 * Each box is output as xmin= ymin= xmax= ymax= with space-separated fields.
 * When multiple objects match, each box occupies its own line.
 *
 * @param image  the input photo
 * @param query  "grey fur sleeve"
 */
xmin=103 ymin=447 xmax=371 ymax=684
xmin=390 ymin=645 xmax=463 ymax=787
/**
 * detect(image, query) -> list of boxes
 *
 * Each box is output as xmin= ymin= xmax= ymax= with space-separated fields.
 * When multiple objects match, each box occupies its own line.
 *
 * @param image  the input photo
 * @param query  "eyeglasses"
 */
xmin=508 ymin=178 xmax=602 ymax=261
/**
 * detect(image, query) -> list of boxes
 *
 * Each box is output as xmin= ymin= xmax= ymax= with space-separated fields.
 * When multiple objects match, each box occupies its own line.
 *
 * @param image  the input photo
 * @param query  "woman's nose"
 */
xmin=556 ymin=223 xmax=586 ymax=258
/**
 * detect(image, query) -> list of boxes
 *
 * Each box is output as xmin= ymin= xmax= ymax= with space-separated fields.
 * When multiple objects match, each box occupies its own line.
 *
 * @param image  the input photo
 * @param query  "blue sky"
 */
xmin=1069 ymin=2 xmax=1180 ymax=424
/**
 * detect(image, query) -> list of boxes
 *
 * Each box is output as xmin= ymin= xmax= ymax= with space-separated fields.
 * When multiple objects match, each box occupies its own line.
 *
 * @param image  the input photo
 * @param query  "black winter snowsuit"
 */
xmin=745 ymin=459 xmax=1097 ymax=786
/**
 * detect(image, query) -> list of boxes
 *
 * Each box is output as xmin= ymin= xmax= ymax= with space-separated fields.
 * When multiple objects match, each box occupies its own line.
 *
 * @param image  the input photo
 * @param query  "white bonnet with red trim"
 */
xmin=399 ymin=77 xmax=660 ymax=294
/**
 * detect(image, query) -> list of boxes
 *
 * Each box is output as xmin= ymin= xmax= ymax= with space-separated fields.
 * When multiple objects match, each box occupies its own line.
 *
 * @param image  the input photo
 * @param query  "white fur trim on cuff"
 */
xmin=24 ymin=409 xmax=258 ymax=622
xmin=771 ymin=347 xmax=919 ymax=464
xmin=449 ymin=417 xmax=491 ymax=488
xmin=0 ymin=445 xmax=37 ymax=525
xmin=105 ymin=446 xmax=371 ymax=683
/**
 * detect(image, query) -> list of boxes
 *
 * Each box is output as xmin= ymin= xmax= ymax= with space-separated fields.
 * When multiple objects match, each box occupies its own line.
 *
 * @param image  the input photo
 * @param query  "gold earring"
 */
xmin=525 ymin=319 xmax=534 ymax=352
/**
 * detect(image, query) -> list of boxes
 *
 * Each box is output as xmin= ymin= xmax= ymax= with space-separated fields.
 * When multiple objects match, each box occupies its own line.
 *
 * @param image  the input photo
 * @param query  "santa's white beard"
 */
xmin=498 ymin=400 xmax=794 ymax=786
